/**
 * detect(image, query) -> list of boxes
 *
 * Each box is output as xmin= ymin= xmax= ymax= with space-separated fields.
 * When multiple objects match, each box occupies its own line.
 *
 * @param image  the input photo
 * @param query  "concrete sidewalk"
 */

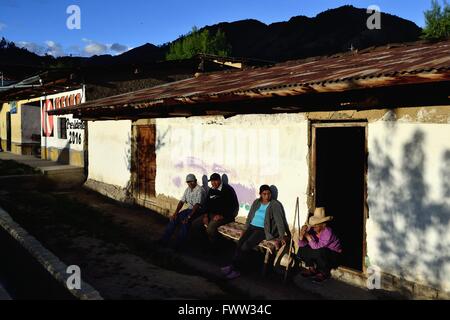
xmin=0 ymin=152 xmax=84 ymax=176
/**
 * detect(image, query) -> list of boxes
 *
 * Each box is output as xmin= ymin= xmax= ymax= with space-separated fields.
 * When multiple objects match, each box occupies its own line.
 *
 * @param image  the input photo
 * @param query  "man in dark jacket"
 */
xmin=191 ymin=173 xmax=239 ymax=246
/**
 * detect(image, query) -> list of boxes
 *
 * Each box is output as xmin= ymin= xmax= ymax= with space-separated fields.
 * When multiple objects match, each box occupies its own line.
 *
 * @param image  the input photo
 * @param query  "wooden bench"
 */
xmin=217 ymin=221 xmax=279 ymax=275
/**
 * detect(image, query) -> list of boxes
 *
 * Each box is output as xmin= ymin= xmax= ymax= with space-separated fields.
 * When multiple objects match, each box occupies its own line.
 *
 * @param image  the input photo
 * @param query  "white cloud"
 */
xmin=84 ymin=42 xmax=108 ymax=55
xmin=16 ymin=40 xmax=64 ymax=57
xmin=16 ymin=38 xmax=131 ymax=57
xmin=0 ymin=22 xmax=6 ymax=31
xmin=45 ymin=40 xmax=64 ymax=57
xmin=83 ymin=39 xmax=130 ymax=56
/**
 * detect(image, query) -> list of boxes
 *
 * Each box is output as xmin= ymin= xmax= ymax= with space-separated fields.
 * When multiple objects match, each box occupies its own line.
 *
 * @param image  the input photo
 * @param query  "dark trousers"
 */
xmin=297 ymin=245 xmax=340 ymax=275
xmin=232 ymin=225 xmax=266 ymax=271
xmin=191 ymin=214 xmax=233 ymax=246
xmin=161 ymin=209 xmax=193 ymax=246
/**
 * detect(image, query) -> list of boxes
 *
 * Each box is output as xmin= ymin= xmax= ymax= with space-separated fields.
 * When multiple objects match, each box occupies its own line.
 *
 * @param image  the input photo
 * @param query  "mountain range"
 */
xmin=0 ymin=5 xmax=422 ymax=79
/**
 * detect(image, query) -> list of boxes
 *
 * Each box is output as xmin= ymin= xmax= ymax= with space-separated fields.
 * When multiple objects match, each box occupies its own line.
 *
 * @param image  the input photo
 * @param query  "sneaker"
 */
xmin=226 ymin=270 xmax=241 ymax=280
xmin=312 ymin=272 xmax=330 ymax=283
xmin=220 ymin=265 xmax=233 ymax=275
xmin=300 ymin=267 xmax=317 ymax=278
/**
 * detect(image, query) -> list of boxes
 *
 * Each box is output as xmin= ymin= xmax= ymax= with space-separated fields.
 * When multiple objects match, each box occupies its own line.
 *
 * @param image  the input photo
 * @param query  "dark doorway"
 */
xmin=137 ymin=125 xmax=156 ymax=198
xmin=6 ymin=112 xmax=11 ymax=152
xmin=313 ymin=124 xmax=366 ymax=271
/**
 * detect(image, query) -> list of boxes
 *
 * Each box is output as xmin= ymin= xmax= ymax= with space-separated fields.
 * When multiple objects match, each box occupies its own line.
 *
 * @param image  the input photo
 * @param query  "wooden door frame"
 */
xmin=308 ymin=120 xmax=369 ymax=274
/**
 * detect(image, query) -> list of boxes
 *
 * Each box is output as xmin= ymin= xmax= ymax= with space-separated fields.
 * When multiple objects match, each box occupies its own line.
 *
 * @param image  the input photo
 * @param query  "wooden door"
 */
xmin=137 ymin=125 xmax=156 ymax=197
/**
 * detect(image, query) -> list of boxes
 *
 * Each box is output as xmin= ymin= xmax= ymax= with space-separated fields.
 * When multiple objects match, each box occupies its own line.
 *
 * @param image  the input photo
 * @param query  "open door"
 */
xmin=137 ymin=125 xmax=156 ymax=198
xmin=311 ymin=123 xmax=367 ymax=272
xmin=6 ymin=112 xmax=11 ymax=152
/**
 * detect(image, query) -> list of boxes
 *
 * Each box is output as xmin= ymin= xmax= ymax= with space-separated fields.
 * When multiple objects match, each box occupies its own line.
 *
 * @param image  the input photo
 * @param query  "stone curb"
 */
xmin=0 ymin=206 xmax=103 ymax=300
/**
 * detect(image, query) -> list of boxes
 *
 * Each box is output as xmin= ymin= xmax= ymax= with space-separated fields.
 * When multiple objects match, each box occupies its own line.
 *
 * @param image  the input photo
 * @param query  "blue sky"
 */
xmin=0 ymin=0 xmax=434 ymax=57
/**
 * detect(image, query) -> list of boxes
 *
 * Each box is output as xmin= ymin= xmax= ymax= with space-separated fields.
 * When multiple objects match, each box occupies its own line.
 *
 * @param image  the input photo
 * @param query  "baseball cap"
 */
xmin=186 ymin=174 xmax=197 ymax=182
xmin=208 ymin=173 xmax=221 ymax=181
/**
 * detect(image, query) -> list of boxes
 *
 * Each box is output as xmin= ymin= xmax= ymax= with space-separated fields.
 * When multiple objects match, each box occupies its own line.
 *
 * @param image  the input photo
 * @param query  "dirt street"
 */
xmin=0 ymin=173 xmax=319 ymax=300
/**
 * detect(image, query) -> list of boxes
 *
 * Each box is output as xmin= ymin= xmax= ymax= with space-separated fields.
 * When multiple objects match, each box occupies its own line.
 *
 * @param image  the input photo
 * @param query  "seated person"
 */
xmin=297 ymin=207 xmax=342 ymax=282
xmin=220 ymin=185 xmax=289 ymax=280
xmin=191 ymin=173 xmax=239 ymax=247
xmin=159 ymin=173 xmax=205 ymax=249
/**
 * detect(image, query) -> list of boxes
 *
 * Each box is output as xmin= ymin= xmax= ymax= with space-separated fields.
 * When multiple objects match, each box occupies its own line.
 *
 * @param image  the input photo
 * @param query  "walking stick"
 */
xmin=284 ymin=196 xmax=299 ymax=282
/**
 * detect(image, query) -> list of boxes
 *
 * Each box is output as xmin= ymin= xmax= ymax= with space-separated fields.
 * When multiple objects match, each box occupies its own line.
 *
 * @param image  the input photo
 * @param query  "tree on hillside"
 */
xmin=422 ymin=0 xmax=450 ymax=39
xmin=0 ymin=37 xmax=17 ymax=49
xmin=208 ymin=29 xmax=230 ymax=57
xmin=166 ymin=27 xmax=231 ymax=60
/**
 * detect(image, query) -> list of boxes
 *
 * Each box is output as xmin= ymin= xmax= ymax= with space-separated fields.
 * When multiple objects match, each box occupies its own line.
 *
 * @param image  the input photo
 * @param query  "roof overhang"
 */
xmin=48 ymin=70 xmax=450 ymax=121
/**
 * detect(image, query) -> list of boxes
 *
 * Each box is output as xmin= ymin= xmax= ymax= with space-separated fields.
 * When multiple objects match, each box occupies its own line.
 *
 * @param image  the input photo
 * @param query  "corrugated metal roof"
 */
xmin=51 ymin=40 xmax=450 ymax=117
xmin=0 ymin=70 xmax=82 ymax=102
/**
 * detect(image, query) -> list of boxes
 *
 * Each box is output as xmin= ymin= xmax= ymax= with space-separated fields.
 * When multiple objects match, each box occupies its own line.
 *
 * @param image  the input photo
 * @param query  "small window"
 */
xmin=58 ymin=118 xmax=67 ymax=139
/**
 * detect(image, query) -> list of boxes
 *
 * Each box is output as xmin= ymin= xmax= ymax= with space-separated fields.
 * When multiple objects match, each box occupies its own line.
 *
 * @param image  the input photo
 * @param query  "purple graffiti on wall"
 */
xmin=212 ymin=163 xmax=230 ymax=175
xmin=230 ymin=183 xmax=257 ymax=208
xmin=172 ymin=176 xmax=181 ymax=188
xmin=174 ymin=162 xmax=184 ymax=169
xmin=171 ymin=157 xmax=206 ymax=188
xmin=185 ymin=156 xmax=208 ymax=175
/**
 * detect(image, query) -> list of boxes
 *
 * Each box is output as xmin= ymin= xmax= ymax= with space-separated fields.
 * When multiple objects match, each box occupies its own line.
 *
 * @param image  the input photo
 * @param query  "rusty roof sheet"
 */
xmin=52 ymin=40 xmax=450 ymax=116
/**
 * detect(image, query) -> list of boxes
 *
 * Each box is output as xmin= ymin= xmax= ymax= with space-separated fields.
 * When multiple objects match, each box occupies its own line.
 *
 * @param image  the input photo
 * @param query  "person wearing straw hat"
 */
xmin=297 ymin=207 xmax=342 ymax=282
xmin=220 ymin=185 xmax=289 ymax=280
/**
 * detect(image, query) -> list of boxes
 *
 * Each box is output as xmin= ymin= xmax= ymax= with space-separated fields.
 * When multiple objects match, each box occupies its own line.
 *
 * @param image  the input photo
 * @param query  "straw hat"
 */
xmin=308 ymin=207 xmax=333 ymax=226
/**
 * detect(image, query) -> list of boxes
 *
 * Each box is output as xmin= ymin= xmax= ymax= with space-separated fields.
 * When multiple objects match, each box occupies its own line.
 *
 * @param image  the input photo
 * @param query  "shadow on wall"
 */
xmin=57 ymin=141 xmax=70 ymax=165
xmin=443 ymin=150 xmax=450 ymax=199
xmin=156 ymin=127 xmax=169 ymax=152
xmin=201 ymin=174 xmax=209 ymax=193
xmin=124 ymin=132 xmax=135 ymax=200
xmin=270 ymin=185 xmax=279 ymax=201
xmin=201 ymin=173 xmax=257 ymax=212
xmin=369 ymin=124 xmax=450 ymax=290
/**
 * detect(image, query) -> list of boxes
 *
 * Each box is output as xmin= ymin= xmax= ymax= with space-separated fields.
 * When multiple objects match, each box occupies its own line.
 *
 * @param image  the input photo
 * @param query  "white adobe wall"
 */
xmin=367 ymin=115 xmax=450 ymax=291
xmin=88 ymin=120 xmax=132 ymax=189
xmin=155 ymin=113 xmax=310 ymax=226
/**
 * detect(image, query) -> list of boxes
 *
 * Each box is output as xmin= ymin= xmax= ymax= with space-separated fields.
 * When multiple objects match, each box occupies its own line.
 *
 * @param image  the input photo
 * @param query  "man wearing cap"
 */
xmin=159 ymin=173 xmax=206 ymax=248
xmin=191 ymin=173 xmax=239 ymax=247
xmin=296 ymin=207 xmax=342 ymax=282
